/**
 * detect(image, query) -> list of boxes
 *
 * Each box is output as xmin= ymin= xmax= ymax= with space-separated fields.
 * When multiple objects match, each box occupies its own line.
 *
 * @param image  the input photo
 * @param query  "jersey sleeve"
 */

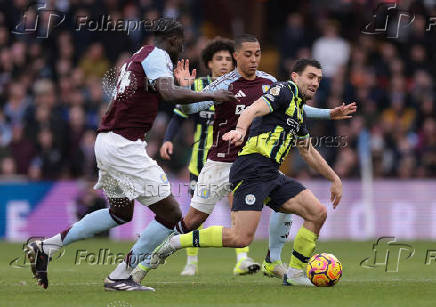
xmin=141 ymin=47 xmax=173 ymax=82
xmin=163 ymin=111 xmax=185 ymax=142
xmin=303 ymin=105 xmax=331 ymax=119
xmin=180 ymin=73 xmax=234 ymax=114
xmin=261 ymin=83 xmax=293 ymax=112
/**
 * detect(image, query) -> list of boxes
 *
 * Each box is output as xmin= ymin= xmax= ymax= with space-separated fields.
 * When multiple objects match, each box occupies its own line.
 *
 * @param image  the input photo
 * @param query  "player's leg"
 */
xmin=150 ymin=210 xmax=262 ymax=268
xmin=262 ymin=210 xmax=293 ymax=279
xmin=35 ymin=197 xmax=133 ymax=257
xmin=105 ymin=195 xmax=182 ymax=290
xmin=149 ymin=177 xmax=272 ymax=269
xmin=25 ymin=197 xmax=133 ymax=289
xmin=128 ymin=160 xmax=225 ymax=282
xmin=181 ymin=224 xmax=203 ymax=276
xmin=180 ymin=159 xmax=257 ymax=276
xmin=106 ymin=164 xmax=180 ymax=282
xmin=277 ymin=187 xmax=327 ymax=286
xmin=230 ymin=210 xmax=259 ymax=275
xmin=228 ymin=193 xmax=250 ymax=272
xmin=181 ymin=173 xmax=201 ymax=276
xmin=91 ymin=132 xmax=177 ymax=291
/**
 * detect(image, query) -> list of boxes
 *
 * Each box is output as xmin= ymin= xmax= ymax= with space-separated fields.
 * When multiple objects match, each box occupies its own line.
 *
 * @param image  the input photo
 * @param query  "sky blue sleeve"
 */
xmin=141 ymin=48 xmax=173 ymax=82
xmin=303 ymin=105 xmax=331 ymax=119
xmin=179 ymin=101 xmax=214 ymax=114
xmin=179 ymin=75 xmax=233 ymax=114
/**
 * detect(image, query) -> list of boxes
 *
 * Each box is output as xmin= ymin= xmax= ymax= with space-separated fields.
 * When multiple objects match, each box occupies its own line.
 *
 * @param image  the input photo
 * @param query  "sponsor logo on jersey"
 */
xmin=286 ymin=118 xmax=299 ymax=130
xmin=245 ymin=194 xmax=256 ymax=205
xmin=199 ymin=110 xmax=215 ymax=122
xmin=235 ymin=90 xmax=247 ymax=98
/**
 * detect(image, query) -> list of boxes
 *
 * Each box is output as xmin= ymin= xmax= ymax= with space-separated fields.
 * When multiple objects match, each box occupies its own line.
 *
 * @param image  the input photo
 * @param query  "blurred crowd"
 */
xmin=0 ymin=0 xmax=435 ymax=181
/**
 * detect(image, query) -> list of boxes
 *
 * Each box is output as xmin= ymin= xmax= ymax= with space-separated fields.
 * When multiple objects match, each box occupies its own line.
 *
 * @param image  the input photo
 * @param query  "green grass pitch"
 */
xmin=1 ymin=239 xmax=435 ymax=306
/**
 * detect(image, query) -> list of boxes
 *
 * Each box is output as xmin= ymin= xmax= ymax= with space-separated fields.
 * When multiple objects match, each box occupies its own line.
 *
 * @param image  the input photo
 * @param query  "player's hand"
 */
xmin=330 ymin=176 xmax=343 ymax=209
xmin=160 ymin=141 xmax=174 ymax=160
xmin=330 ymin=102 xmax=357 ymax=120
xmin=174 ymin=59 xmax=196 ymax=87
xmin=222 ymin=129 xmax=246 ymax=146
xmin=213 ymin=90 xmax=238 ymax=103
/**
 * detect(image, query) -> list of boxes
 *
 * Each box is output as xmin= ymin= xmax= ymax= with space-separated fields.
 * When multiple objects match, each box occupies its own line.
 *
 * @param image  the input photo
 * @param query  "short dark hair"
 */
xmin=291 ymin=59 xmax=322 ymax=74
xmin=152 ymin=18 xmax=183 ymax=39
xmin=234 ymin=34 xmax=258 ymax=50
xmin=201 ymin=37 xmax=235 ymax=67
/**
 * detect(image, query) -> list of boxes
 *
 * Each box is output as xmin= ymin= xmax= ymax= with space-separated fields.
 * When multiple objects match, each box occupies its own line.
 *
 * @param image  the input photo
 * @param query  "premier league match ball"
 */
xmin=306 ymin=253 xmax=343 ymax=287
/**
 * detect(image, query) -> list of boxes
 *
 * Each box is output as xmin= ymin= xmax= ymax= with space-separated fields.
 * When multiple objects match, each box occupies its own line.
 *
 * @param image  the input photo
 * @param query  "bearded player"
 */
xmin=160 ymin=36 xmax=353 ymax=277
xmin=151 ymin=59 xmax=350 ymax=287
xmin=24 ymin=18 xmax=236 ymax=291
xmin=111 ymin=35 xmax=355 ymax=287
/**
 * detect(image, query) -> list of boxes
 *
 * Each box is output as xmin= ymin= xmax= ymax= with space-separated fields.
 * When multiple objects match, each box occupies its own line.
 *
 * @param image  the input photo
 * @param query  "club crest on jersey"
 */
xmin=262 ymin=85 xmax=270 ymax=93
xmin=160 ymin=174 xmax=168 ymax=183
xmin=199 ymin=187 xmax=210 ymax=199
xmin=245 ymin=194 xmax=256 ymax=205
xmin=270 ymin=86 xmax=281 ymax=96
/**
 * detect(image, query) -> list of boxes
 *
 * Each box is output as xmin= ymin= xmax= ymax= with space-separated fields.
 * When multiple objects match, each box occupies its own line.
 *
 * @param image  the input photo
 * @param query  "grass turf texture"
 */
xmin=1 ymin=239 xmax=435 ymax=307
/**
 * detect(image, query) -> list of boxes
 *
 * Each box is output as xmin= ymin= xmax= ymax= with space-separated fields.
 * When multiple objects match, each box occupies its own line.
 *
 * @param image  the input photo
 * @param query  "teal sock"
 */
xmin=62 ymin=209 xmax=118 ymax=245
xmin=131 ymin=220 xmax=173 ymax=268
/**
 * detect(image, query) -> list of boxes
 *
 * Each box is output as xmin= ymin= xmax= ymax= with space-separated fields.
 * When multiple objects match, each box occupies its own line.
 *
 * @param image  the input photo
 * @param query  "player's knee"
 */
xmin=156 ymin=203 xmax=182 ymax=229
xmin=314 ymin=204 xmax=327 ymax=225
xmin=109 ymin=203 xmax=133 ymax=224
xmin=232 ymin=232 xmax=254 ymax=248
xmin=169 ymin=206 xmax=182 ymax=224
xmin=184 ymin=214 xmax=205 ymax=231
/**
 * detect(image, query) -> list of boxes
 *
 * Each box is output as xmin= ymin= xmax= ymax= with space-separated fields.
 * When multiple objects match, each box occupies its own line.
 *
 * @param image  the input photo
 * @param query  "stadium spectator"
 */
xmin=0 ymin=0 xmax=434 ymax=181
xmin=312 ymin=20 xmax=350 ymax=78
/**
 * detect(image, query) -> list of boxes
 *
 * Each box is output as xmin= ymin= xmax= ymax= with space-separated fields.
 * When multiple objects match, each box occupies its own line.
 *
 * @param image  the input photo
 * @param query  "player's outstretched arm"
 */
xmin=222 ymin=97 xmax=271 ymax=145
xmin=297 ymin=141 xmax=343 ymax=208
xmin=329 ymin=102 xmax=357 ymax=120
xmin=304 ymin=102 xmax=357 ymax=120
xmin=154 ymin=77 xmax=237 ymax=105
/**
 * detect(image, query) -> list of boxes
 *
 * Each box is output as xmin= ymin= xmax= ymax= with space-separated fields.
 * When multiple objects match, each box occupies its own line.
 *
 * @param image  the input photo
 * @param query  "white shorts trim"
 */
xmin=190 ymin=159 xmax=232 ymax=214
xmin=93 ymin=132 xmax=170 ymax=205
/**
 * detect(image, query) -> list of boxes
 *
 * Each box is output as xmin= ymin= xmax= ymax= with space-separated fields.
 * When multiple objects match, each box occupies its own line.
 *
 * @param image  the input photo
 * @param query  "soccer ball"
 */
xmin=306 ymin=253 xmax=343 ymax=287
